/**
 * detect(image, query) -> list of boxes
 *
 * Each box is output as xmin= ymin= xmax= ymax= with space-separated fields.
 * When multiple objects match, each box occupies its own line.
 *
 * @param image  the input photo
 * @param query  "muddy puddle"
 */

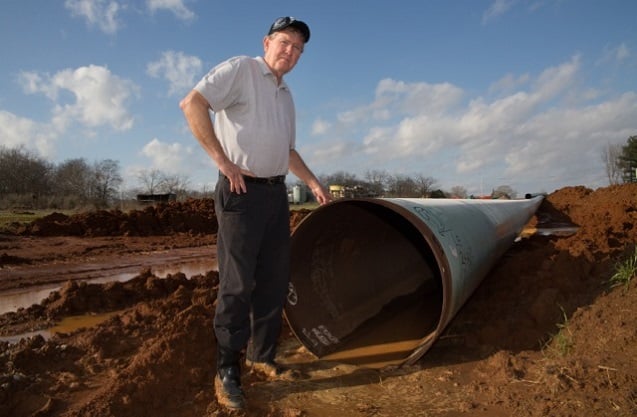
xmin=0 ymin=258 xmax=218 ymax=344
xmin=0 ymin=311 xmax=121 ymax=344
xmin=0 ymin=260 xmax=218 ymax=315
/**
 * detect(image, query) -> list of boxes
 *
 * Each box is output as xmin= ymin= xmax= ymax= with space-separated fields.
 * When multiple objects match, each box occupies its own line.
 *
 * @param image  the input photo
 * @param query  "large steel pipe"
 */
xmin=285 ymin=196 xmax=543 ymax=368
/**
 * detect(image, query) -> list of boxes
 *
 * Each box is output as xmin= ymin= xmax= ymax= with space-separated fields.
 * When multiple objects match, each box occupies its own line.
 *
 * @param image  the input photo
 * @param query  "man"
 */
xmin=180 ymin=16 xmax=331 ymax=410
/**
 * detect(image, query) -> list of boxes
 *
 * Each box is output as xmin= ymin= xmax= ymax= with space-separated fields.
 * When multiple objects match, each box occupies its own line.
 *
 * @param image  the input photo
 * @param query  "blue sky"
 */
xmin=1 ymin=0 xmax=636 ymax=196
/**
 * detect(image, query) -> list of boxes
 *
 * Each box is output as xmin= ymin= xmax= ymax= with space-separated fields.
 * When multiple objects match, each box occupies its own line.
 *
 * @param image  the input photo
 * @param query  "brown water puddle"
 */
xmin=49 ymin=311 xmax=121 ymax=334
xmin=0 ymin=311 xmax=120 ymax=344
xmin=0 ymin=254 xmax=217 ymax=315
xmin=0 ymin=258 xmax=217 ymax=344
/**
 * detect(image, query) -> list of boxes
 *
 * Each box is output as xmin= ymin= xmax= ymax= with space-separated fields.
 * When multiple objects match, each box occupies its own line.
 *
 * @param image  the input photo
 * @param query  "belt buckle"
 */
xmin=267 ymin=176 xmax=277 ymax=185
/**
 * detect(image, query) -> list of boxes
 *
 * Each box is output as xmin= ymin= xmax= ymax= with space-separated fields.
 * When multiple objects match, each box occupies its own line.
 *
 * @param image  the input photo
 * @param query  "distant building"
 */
xmin=328 ymin=184 xmax=377 ymax=199
xmin=136 ymin=193 xmax=176 ymax=204
xmin=288 ymin=185 xmax=308 ymax=204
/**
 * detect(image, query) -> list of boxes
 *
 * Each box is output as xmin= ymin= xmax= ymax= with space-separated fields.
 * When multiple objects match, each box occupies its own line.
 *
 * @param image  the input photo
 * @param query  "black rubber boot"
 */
xmin=215 ymin=347 xmax=245 ymax=409
xmin=215 ymin=366 xmax=245 ymax=409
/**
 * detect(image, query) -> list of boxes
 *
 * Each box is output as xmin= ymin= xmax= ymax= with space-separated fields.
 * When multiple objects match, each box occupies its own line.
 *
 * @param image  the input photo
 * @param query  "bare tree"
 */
xmin=413 ymin=174 xmax=437 ymax=197
xmin=160 ymin=173 xmax=190 ymax=198
xmin=387 ymin=174 xmax=417 ymax=197
xmin=450 ymin=185 xmax=468 ymax=198
xmin=321 ymin=170 xmax=359 ymax=188
xmin=601 ymin=142 xmax=623 ymax=185
xmin=492 ymin=185 xmax=516 ymax=199
xmin=0 ymin=146 xmax=51 ymax=207
xmin=53 ymin=158 xmax=92 ymax=203
xmin=137 ymin=169 xmax=165 ymax=194
xmin=364 ymin=169 xmax=389 ymax=196
xmin=90 ymin=159 xmax=122 ymax=208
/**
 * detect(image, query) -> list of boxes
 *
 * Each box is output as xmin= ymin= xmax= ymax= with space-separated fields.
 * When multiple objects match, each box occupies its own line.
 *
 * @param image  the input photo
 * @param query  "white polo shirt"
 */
xmin=195 ymin=56 xmax=296 ymax=177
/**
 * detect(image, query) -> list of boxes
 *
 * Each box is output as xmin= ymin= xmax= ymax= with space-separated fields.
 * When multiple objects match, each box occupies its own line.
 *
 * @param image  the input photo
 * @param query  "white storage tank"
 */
xmin=292 ymin=185 xmax=306 ymax=204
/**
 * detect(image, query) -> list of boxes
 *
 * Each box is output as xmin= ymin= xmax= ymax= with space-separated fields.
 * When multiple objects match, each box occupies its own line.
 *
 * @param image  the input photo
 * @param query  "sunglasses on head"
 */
xmin=270 ymin=16 xmax=298 ymax=32
xmin=268 ymin=16 xmax=310 ymax=42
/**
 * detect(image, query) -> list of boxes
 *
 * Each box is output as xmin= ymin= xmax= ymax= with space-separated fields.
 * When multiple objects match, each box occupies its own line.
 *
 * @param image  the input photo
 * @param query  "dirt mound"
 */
xmin=7 ymin=199 xmax=219 ymax=237
xmin=0 ymin=186 xmax=635 ymax=417
xmin=0 ymin=271 xmax=221 ymax=417
xmin=3 ymin=200 xmax=311 ymax=239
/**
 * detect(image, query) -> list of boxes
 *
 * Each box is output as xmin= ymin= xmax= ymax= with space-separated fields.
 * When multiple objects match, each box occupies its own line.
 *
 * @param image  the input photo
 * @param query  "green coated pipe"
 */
xmin=285 ymin=196 xmax=543 ymax=367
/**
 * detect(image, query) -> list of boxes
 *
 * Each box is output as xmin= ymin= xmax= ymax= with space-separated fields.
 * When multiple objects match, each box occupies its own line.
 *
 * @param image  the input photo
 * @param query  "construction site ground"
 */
xmin=0 ymin=184 xmax=635 ymax=417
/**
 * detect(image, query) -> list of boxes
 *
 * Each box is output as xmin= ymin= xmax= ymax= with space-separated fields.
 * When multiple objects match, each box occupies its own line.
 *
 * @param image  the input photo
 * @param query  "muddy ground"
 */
xmin=0 ymin=185 xmax=635 ymax=417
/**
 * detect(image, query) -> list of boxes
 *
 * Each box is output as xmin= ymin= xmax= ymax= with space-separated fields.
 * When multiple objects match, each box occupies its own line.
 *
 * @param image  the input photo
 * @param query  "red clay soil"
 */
xmin=0 ymin=186 xmax=635 ymax=417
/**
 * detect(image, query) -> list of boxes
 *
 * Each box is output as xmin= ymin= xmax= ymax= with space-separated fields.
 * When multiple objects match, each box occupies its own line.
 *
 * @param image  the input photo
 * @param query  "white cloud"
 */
xmin=356 ymin=79 xmax=469 ymax=157
xmin=306 ymin=57 xmax=637 ymax=194
xmin=482 ymin=0 xmax=517 ymax=24
xmin=300 ymin=139 xmax=361 ymax=169
xmin=332 ymin=79 xmax=463 ymax=128
xmin=488 ymin=73 xmax=531 ymax=96
xmin=482 ymin=0 xmax=554 ymax=25
xmin=375 ymin=79 xmax=464 ymax=117
xmin=65 ymin=0 xmax=123 ymax=34
xmin=533 ymin=55 xmax=580 ymax=98
xmin=19 ymin=65 xmax=139 ymax=132
xmin=598 ymin=42 xmax=632 ymax=65
xmin=65 ymin=0 xmax=196 ymax=35
xmin=18 ymin=72 xmax=58 ymax=100
xmin=502 ymin=92 xmax=637 ymax=176
xmin=141 ymin=138 xmax=192 ymax=173
xmin=615 ymin=43 xmax=630 ymax=61
xmin=311 ymin=118 xmax=331 ymax=135
xmin=147 ymin=51 xmax=202 ymax=96
xmin=0 ymin=111 xmax=58 ymax=158
xmin=146 ymin=0 xmax=195 ymax=21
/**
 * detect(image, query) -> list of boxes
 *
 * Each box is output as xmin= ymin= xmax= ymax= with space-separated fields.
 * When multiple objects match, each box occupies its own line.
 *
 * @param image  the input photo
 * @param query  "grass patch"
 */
xmin=290 ymin=202 xmax=320 ymax=211
xmin=0 ymin=209 xmax=77 ymax=228
xmin=0 ymin=210 xmax=42 ymax=228
xmin=542 ymin=306 xmax=573 ymax=358
xmin=609 ymin=246 xmax=637 ymax=289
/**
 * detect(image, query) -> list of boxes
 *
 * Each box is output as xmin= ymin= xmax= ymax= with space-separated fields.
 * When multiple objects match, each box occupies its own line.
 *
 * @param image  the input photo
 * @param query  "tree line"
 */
xmin=315 ymin=170 xmax=519 ymax=200
xmin=0 ymin=146 xmax=200 ymax=210
xmin=603 ymin=135 xmax=637 ymax=184
xmin=1 ymin=135 xmax=635 ymax=210
xmin=0 ymin=147 xmax=123 ymax=210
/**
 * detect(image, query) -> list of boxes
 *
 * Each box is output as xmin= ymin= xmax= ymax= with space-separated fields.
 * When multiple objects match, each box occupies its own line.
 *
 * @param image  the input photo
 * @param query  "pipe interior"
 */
xmin=288 ymin=200 xmax=443 ymax=366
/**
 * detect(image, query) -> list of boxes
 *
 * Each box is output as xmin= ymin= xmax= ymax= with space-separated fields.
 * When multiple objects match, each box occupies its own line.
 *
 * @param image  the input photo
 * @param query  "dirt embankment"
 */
xmin=5 ymin=199 xmax=220 ymax=237
xmin=0 ymin=186 xmax=635 ymax=417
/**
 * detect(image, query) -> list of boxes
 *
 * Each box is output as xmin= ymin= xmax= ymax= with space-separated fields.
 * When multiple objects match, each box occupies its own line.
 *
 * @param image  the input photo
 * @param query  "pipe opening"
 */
xmin=286 ymin=200 xmax=443 ymax=367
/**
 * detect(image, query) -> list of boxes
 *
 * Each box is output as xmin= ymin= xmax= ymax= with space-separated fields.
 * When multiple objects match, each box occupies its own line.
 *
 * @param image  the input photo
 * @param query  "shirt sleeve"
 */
xmin=194 ymin=56 xmax=246 ymax=111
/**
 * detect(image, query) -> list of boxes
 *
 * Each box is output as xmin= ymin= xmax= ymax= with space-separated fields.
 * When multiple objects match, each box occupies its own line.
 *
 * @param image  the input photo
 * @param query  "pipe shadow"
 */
xmin=533 ymin=198 xmax=578 ymax=228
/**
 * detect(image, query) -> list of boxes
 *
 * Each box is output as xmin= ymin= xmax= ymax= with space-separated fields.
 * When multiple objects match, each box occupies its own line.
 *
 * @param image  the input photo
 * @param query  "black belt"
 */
xmin=220 ymin=173 xmax=286 ymax=185
xmin=234 ymin=174 xmax=286 ymax=185
xmin=243 ymin=175 xmax=286 ymax=184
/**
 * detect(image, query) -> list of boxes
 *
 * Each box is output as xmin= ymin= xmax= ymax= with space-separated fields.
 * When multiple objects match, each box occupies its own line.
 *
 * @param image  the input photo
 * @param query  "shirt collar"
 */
xmin=256 ymin=56 xmax=289 ymax=90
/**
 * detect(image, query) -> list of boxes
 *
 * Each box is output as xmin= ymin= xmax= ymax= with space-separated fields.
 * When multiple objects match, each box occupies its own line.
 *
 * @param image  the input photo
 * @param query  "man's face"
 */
xmin=263 ymin=30 xmax=304 ymax=79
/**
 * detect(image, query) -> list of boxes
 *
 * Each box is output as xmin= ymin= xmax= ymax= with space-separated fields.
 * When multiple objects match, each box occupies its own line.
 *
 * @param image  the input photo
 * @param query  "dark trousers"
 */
xmin=213 ymin=176 xmax=291 ymax=366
